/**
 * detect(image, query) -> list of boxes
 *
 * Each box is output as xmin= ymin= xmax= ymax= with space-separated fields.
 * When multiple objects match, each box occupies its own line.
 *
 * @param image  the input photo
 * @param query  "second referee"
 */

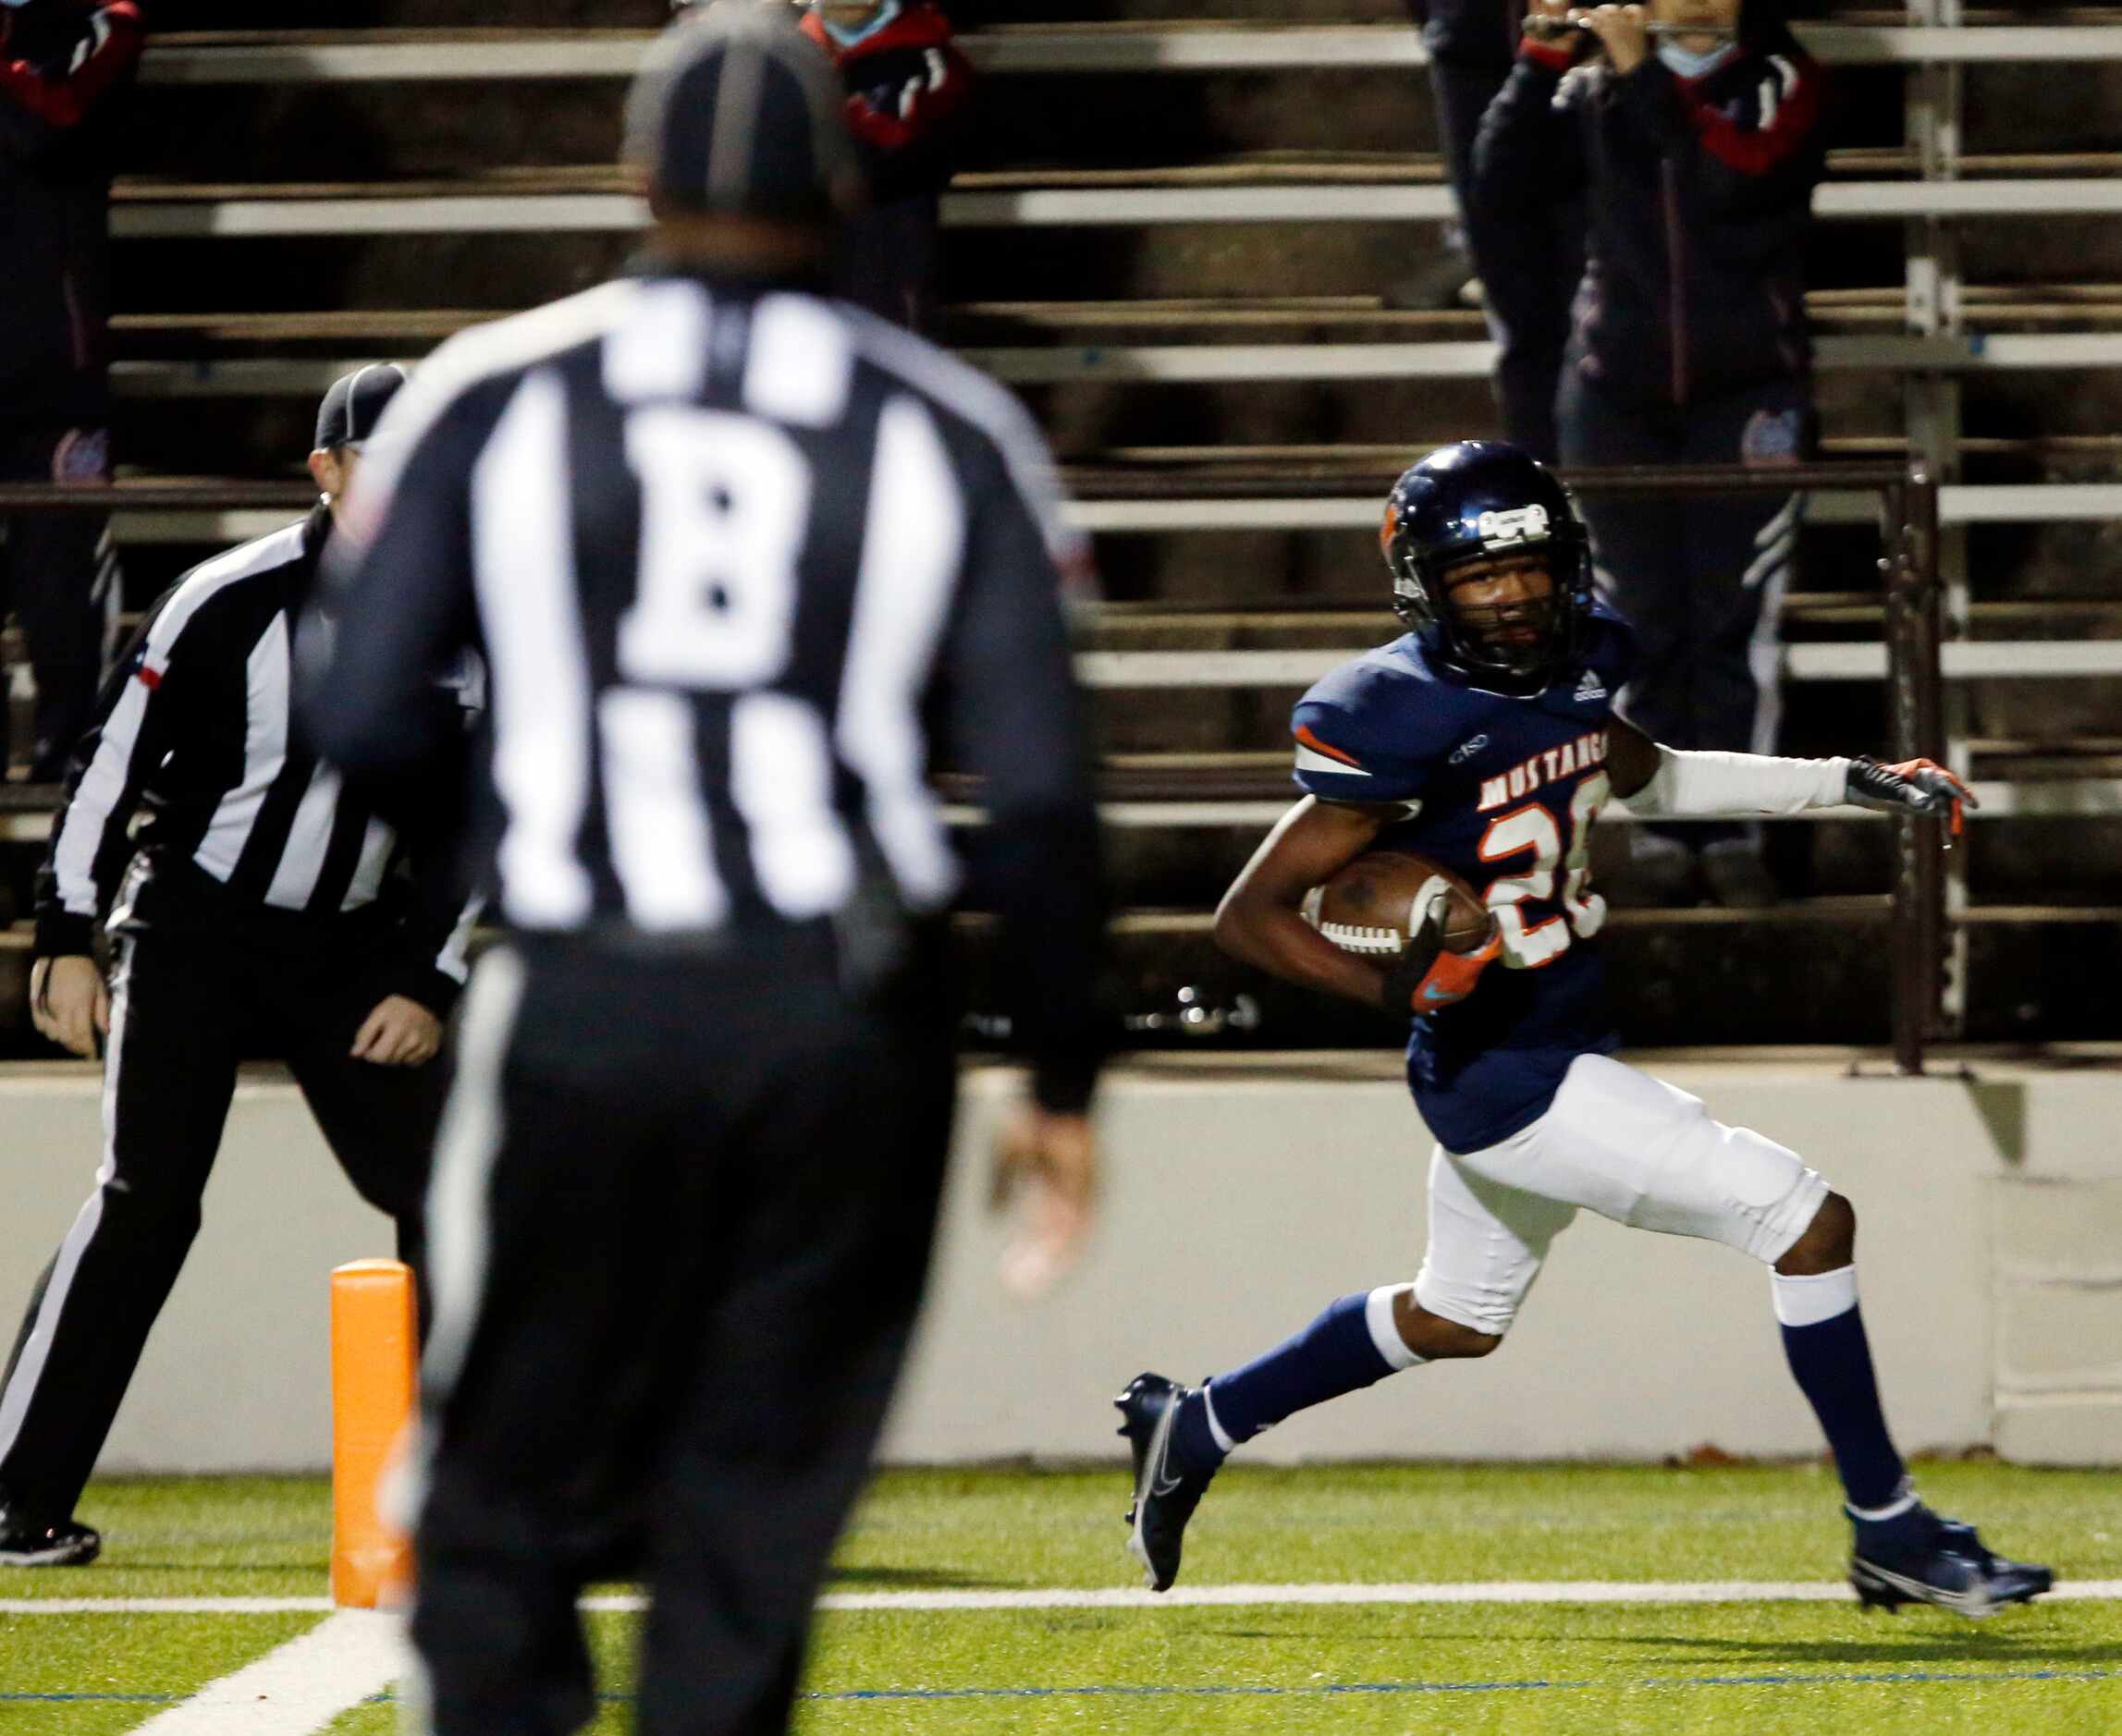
xmin=0 ymin=365 xmax=472 ymax=1568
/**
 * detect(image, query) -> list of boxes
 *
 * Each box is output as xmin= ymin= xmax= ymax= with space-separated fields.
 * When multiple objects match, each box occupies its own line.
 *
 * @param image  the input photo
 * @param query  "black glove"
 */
xmin=1845 ymin=755 xmax=1976 ymax=835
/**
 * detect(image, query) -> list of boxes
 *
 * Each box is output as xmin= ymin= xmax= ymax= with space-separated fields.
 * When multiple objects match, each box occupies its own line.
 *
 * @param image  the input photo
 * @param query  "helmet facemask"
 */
xmin=1386 ymin=508 xmax=1584 ymax=694
xmin=1435 ymin=550 xmax=1566 ymax=682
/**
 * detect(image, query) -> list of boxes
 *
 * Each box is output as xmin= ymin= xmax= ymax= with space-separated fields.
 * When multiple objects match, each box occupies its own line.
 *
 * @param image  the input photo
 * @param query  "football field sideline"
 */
xmin=9 ymin=1575 xmax=2122 ymax=1616
xmin=23 ymin=1579 xmax=2122 ymax=1736
xmin=15 ymin=1578 xmax=2122 ymax=1736
xmin=8 ymin=1465 xmax=2116 ymax=1733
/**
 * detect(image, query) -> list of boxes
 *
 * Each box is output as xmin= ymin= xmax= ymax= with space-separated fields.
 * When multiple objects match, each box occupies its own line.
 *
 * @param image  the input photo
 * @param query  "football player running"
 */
xmin=1117 ymin=441 xmax=2051 ymax=1619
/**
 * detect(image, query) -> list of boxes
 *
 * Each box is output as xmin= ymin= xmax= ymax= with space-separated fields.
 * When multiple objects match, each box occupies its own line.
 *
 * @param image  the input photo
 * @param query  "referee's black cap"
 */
xmin=315 ymin=363 xmax=409 ymax=454
xmin=624 ymin=2 xmax=864 ymax=223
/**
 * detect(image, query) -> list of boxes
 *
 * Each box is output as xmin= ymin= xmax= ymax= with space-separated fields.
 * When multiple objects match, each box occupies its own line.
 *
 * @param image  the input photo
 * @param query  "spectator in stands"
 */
xmin=670 ymin=0 xmax=973 ymax=325
xmin=1398 ymin=0 xmax=1582 ymax=463
xmin=0 ymin=0 xmax=143 ymax=782
xmin=1473 ymin=0 xmax=1825 ymax=905
xmin=798 ymin=0 xmax=975 ymax=330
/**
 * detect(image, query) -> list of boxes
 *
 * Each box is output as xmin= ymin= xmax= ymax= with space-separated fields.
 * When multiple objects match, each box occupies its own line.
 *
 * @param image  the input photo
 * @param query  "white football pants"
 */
xmin=1413 ymin=1052 xmax=1830 ymax=1337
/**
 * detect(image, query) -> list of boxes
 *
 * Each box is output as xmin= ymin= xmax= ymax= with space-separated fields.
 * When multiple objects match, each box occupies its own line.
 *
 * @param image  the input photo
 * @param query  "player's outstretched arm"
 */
xmin=1606 ymin=719 xmax=1976 ymax=832
xmin=1214 ymin=796 xmax=1405 ymax=1008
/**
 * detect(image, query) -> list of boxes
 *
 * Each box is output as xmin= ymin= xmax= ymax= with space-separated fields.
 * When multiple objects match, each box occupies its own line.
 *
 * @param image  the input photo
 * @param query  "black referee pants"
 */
xmin=0 ymin=918 xmax=448 ymax=1522
xmin=410 ymin=937 xmax=956 ymax=1736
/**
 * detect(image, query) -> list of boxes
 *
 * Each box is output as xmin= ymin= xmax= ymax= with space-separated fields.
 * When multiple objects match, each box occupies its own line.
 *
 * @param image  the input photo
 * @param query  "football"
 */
xmin=1303 ymin=851 xmax=1493 ymax=958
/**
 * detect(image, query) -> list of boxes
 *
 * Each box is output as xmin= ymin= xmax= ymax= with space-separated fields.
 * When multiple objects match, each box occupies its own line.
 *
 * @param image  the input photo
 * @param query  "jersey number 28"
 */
xmin=1477 ymin=772 xmax=1609 ymax=968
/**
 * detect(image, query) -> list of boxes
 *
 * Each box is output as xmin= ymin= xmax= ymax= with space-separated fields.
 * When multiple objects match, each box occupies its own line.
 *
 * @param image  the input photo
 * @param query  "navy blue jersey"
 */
xmin=1292 ymin=605 xmax=1638 ymax=1152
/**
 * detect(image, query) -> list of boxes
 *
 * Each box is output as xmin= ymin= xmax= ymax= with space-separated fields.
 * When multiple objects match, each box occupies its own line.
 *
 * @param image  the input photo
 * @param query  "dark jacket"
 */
xmin=0 ymin=0 xmax=143 ymax=429
xmin=1403 ymin=0 xmax=1520 ymax=71
xmin=1472 ymin=24 xmax=1825 ymax=410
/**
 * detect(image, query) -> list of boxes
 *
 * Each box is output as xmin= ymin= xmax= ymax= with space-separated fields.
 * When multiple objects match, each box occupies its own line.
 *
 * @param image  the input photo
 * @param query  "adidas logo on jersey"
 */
xmin=1574 ymin=670 xmax=1608 ymax=704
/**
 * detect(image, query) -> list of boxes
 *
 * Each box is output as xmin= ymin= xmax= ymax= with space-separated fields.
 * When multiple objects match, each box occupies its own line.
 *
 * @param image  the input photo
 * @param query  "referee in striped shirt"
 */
xmin=0 ymin=365 xmax=472 ymax=1569
xmin=302 ymin=6 xmax=1105 ymax=1730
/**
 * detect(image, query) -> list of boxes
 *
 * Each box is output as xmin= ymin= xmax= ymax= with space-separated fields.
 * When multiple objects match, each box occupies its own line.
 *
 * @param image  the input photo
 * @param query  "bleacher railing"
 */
xmin=1556 ymin=465 xmax=1946 ymax=1080
xmin=128 ymin=22 xmax=2122 ymax=83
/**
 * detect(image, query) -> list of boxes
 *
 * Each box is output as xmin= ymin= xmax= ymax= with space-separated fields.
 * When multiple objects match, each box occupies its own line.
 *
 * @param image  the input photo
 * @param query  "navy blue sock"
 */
xmin=1775 ymin=1271 xmax=1906 ymax=1512
xmin=1171 ymin=1291 xmax=1408 ymax=1476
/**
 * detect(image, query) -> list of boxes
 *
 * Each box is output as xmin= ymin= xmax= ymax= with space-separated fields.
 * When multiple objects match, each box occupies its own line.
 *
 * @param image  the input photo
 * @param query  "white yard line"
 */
xmin=810 ymin=1579 xmax=2122 ymax=1611
xmin=6 ymin=1579 xmax=2122 ymax=1618
xmin=0 ymin=1595 xmax=337 ymax=1614
xmin=125 ymin=1608 xmax=402 ymax=1734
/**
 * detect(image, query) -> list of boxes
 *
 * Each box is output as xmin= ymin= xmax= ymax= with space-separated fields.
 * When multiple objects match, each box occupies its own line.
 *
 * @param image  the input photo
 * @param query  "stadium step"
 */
xmin=2 ymin=899 xmax=2115 ymax=1058
xmin=103 ymin=148 xmax=2122 ymax=193
xmin=102 ymin=154 xmax=2122 ymax=209
xmin=98 ymin=286 xmax=2122 ymax=353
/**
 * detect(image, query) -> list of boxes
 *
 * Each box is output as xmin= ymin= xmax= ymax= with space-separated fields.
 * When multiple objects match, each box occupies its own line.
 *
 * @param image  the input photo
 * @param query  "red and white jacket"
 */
xmin=1474 ymin=23 xmax=1826 ymax=410
xmin=799 ymin=2 xmax=975 ymax=204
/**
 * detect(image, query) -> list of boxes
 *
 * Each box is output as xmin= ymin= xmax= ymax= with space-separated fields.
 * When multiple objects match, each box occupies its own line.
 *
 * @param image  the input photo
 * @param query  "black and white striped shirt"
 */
xmin=34 ymin=505 xmax=474 ymax=1010
xmin=301 ymin=269 xmax=1105 ymax=1107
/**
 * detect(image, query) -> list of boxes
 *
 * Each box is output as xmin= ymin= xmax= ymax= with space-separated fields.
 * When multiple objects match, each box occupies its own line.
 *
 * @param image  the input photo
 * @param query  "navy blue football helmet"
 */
xmin=1380 ymin=441 xmax=1594 ymax=694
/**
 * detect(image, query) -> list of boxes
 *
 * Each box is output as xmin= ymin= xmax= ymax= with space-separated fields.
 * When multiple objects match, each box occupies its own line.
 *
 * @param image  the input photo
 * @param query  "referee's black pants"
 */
xmin=0 ymin=915 xmax=448 ymax=1522
xmin=410 ymin=935 xmax=955 ymax=1736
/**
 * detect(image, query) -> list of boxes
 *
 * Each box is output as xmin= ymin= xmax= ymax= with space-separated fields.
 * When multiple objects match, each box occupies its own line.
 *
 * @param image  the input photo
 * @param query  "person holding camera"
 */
xmin=1473 ymin=0 xmax=1825 ymax=905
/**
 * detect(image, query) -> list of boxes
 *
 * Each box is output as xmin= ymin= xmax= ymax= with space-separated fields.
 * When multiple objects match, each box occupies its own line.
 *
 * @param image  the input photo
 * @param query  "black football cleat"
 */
xmin=1849 ymin=1506 xmax=2052 ymax=1619
xmin=0 ymin=1510 xmax=102 ymax=1568
xmin=1115 ymin=1371 xmax=1215 ymax=1593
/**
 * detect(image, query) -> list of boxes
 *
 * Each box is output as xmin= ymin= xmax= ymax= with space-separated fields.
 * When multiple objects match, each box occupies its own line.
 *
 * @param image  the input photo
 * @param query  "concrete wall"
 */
xmin=2 ymin=1054 xmax=2116 ymax=1475
xmin=1 ymin=1071 xmax=409 ymax=1478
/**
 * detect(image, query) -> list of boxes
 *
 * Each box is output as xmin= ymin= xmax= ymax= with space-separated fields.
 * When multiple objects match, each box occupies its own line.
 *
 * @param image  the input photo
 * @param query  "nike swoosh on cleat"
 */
xmin=1126 ymin=1391 xmax=1182 ymax=1591
xmin=1853 ymin=1559 xmax=1995 ymax=1617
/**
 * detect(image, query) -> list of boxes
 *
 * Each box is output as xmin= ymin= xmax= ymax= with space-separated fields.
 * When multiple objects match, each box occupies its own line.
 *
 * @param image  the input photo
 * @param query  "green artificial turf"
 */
xmin=0 ymin=1477 xmax=332 ymax=1602
xmin=319 ymin=1601 xmax=2122 ymax=1736
xmin=0 ymin=1611 xmax=319 ymax=1732
xmin=8 ymin=1463 xmax=2121 ymax=1734
xmin=828 ymin=1460 xmax=2122 ymax=1590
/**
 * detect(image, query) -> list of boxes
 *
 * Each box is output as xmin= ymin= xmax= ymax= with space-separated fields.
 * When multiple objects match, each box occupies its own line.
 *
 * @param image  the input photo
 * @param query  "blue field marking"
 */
xmin=807 ymin=1681 xmax=1581 ymax=1700
xmin=361 ymin=1666 xmax=2122 ymax=1708
xmin=1660 ymin=1669 xmax=2122 ymax=1690
xmin=799 ymin=1667 xmax=2122 ymax=1703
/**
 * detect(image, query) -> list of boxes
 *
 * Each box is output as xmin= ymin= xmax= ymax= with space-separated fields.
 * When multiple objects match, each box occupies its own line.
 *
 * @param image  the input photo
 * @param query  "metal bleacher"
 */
xmin=5 ymin=5 xmax=2120 ymax=1053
